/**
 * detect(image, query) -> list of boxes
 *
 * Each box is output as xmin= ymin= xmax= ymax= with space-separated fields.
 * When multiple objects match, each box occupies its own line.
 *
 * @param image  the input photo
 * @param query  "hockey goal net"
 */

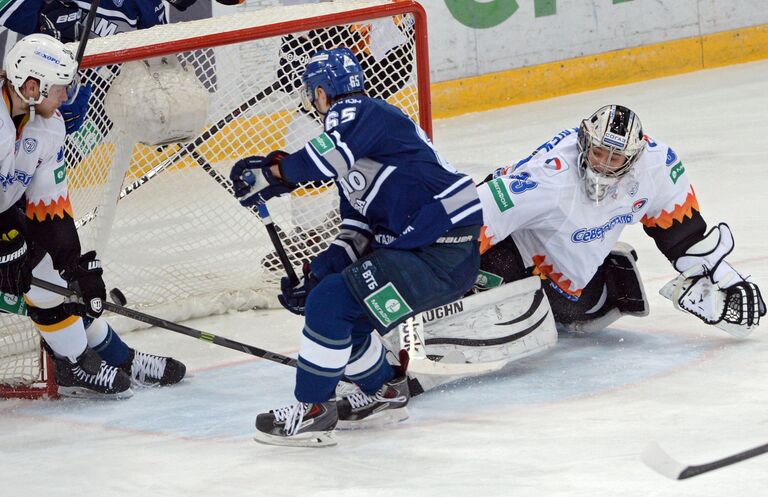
xmin=0 ymin=0 xmax=430 ymax=398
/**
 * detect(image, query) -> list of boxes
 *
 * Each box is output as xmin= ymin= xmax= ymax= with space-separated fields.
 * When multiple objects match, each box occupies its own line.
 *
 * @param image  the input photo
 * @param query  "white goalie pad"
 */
xmin=105 ymin=56 xmax=210 ymax=146
xmin=385 ymin=276 xmax=557 ymax=378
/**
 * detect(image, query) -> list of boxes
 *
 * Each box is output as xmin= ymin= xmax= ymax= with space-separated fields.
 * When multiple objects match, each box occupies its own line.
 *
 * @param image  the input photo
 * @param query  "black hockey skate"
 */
xmin=54 ymin=347 xmax=133 ymax=399
xmin=336 ymin=375 xmax=410 ymax=430
xmin=119 ymin=349 xmax=186 ymax=387
xmin=254 ymin=400 xmax=338 ymax=447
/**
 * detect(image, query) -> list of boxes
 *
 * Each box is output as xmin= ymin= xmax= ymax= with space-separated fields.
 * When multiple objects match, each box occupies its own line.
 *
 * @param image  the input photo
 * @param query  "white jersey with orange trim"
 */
xmin=0 ymin=87 xmax=70 ymax=219
xmin=478 ymin=128 xmax=698 ymax=301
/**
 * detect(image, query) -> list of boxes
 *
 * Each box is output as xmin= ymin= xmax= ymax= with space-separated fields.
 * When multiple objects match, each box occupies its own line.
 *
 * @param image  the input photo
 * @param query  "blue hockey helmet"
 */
xmin=301 ymin=47 xmax=365 ymax=110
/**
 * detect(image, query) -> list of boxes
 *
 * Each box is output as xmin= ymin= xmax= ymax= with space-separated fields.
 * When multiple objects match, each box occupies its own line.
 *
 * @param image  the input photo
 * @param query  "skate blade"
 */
xmin=57 ymin=386 xmax=134 ymax=400
xmin=336 ymin=407 xmax=409 ymax=431
xmin=253 ymin=429 xmax=337 ymax=447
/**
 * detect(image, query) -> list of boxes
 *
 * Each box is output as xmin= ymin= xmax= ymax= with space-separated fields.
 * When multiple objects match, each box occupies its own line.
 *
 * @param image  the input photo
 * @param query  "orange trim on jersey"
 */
xmin=531 ymin=254 xmax=583 ymax=298
xmin=32 ymin=314 xmax=80 ymax=333
xmin=641 ymin=187 xmax=700 ymax=229
xmin=26 ymin=194 xmax=74 ymax=222
xmin=478 ymin=225 xmax=495 ymax=255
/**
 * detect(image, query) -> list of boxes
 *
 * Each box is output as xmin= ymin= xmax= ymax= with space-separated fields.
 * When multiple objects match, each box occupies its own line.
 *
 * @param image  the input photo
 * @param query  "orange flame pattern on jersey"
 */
xmin=26 ymin=195 xmax=74 ymax=222
xmin=640 ymin=187 xmax=700 ymax=229
xmin=478 ymin=225 xmax=495 ymax=254
xmin=532 ymin=254 xmax=583 ymax=298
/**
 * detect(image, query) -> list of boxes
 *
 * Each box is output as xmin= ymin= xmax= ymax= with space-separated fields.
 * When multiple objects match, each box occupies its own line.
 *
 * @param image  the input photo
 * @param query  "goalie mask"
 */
xmin=300 ymin=47 xmax=365 ymax=112
xmin=577 ymin=105 xmax=645 ymax=202
xmin=4 ymin=34 xmax=79 ymax=110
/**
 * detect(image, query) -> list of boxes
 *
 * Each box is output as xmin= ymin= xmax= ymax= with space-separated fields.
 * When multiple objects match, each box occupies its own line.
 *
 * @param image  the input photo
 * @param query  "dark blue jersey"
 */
xmin=1 ymin=0 xmax=165 ymax=36
xmin=281 ymin=96 xmax=482 ymax=259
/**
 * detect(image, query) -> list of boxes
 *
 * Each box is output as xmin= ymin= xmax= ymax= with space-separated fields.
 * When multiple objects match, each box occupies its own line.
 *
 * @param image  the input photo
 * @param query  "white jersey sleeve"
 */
xmin=637 ymin=139 xmax=700 ymax=230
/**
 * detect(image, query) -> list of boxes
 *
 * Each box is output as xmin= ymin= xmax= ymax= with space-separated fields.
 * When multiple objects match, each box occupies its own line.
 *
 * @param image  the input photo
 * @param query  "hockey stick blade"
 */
xmin=642 ymin=441 xmax=768 ymax=479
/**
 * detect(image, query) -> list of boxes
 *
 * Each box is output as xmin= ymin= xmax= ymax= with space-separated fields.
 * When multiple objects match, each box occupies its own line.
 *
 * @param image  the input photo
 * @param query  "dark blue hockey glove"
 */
xmin=38 ymin=0 xmax=82 ymax=43
xmin=230 ymin=150 xmax=295 ymax=206
xmin=278 ymin=263 xmax=319 ymax=316
xmin=59 ymin=86 xmax=91 ymax=135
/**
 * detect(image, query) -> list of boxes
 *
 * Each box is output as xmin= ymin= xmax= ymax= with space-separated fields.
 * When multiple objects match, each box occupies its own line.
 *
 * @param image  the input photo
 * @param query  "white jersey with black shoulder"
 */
xmin=478 ymin=128 xmax=698 ymax=301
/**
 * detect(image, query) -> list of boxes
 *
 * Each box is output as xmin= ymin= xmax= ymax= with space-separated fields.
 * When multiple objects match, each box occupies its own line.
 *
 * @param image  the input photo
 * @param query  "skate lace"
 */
xmin=74 ymin=362 xmax=117 ymax=388
xmin=272 ymin=403 xmax=309 ymax=436
xmin=345 ymin=386 xmax=407 ymax=410
xmin=131 ymin=352 xmax=166 ymax=384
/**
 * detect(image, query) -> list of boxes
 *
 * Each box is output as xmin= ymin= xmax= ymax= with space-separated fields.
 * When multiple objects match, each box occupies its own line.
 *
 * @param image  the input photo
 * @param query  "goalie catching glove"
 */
xmin=660 ymin=223 xmax=765 ymax=337
xmin=60 ymin=251 xmax=106 ymax=318
xmin=229 ymin=151 xmax=295 ymax=206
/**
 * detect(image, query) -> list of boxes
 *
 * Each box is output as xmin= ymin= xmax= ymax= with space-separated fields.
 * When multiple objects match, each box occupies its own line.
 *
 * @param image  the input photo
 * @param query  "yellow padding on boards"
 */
xmin=431 ymin=23 xmax=768 ymax=119
xmin=32 ymin=314 xmax=80 ymax=333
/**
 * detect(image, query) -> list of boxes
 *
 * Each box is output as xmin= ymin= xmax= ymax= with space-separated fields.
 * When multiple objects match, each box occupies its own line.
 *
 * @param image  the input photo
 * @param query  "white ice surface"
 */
xmin=2 ymin=60 xmax=768 ymax=497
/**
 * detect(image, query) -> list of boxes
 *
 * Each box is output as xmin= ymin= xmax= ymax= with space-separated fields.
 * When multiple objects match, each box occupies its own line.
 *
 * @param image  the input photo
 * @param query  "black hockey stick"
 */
xmin=74 ymin=0 xmax=100 ymax=65
xmin=642 ymin=441 xmax=768 ymax=479
xmin=187 ymin=150 xmax=299 ymax=284
xmin=256 ymin=203 xmax=299 ymax=286
xmin=30 ymin=277 xmax=297 ymax=368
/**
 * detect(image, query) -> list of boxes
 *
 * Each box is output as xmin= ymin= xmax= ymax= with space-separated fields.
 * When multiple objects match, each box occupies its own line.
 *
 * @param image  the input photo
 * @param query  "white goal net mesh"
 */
xmin=0 ymin=0 xmax=429 ymax=396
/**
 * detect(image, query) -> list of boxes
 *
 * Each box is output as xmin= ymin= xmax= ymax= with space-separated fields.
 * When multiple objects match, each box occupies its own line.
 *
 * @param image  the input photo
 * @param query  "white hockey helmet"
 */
xmin=577 ymin=105 xmax=645 ymax=202
xmin=3 ymin=33 xmax=79 ymax=106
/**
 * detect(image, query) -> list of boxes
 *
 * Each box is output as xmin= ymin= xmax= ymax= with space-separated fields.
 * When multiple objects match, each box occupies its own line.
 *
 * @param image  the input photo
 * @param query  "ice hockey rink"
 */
xmin=2 ymin=59 xmax=767 ymax=497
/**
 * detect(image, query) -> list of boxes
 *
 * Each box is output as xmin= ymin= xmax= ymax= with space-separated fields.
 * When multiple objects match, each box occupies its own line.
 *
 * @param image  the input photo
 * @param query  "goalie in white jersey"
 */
xmin=478 ymin=104 xmax=765 ymax=336
xmin=0 ymin=34 xmax=186 ymax=398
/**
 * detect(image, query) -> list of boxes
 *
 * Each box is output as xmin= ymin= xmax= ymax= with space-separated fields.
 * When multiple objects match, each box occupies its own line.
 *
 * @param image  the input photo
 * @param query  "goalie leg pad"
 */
xmin=381 ymin=276 xmax=557 ymax=388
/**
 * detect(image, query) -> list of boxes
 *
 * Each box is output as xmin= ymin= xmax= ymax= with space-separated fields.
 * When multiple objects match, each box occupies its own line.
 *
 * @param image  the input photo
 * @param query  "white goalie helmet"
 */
xmin=577 ymin=105 xmax=645 ymax=202
xmin=3 ymin=33 xmax=79 ymax=107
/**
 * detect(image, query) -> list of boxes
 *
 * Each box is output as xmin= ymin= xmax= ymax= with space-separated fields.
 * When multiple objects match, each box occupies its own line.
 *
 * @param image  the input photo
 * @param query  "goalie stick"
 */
xmin=642 ymin=441 xmax=768 ymax=479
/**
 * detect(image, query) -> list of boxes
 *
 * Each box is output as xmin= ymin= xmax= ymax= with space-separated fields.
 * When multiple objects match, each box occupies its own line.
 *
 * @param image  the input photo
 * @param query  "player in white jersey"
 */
xmin=478 ymin=104 xmax=764 ymax=336
xmin=0 ymin=34 xmax=186 ymax=398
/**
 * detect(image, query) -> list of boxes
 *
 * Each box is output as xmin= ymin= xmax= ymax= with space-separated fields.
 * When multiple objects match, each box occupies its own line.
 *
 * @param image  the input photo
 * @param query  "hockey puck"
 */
xmin=109 ymin=287 xmax=127 ymax=306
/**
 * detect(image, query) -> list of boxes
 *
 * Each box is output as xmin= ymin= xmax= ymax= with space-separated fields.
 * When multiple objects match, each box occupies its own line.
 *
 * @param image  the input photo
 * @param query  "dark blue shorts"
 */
xmin=342 ymin=225 xmax=481 ymax=333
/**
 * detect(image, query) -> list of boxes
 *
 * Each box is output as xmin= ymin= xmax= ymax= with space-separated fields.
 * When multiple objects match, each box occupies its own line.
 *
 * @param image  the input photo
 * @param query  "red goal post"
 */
xmin=0 ymin=0 xmax=431 ymax=399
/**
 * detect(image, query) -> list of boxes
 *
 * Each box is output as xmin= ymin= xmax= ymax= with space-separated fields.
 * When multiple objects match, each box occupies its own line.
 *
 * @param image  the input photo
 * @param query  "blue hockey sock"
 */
xmin=294 ymin=274 xmax=367 ymax=403
xmin=85 ymin=318 xmax=130 ymax=366
xmin=346 ymin=330 xmax=394 ymax=395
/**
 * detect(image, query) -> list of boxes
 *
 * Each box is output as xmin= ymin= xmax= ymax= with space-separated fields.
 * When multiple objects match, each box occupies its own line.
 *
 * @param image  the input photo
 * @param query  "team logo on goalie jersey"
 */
xmin=543 ymin=157 xmax=569 ymax=175
xmin=632 ymin=198 xmax=648 ymax=212
xmin=665 ymin=148 xmax=678 ymax=166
